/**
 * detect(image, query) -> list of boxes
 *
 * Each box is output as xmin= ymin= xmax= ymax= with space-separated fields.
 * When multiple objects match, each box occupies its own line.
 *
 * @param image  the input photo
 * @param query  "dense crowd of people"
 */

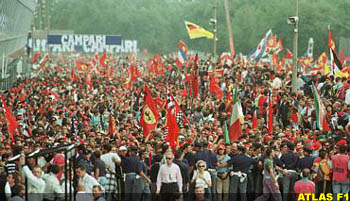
xmin=0 ymin=52 xmax=349 ymax=201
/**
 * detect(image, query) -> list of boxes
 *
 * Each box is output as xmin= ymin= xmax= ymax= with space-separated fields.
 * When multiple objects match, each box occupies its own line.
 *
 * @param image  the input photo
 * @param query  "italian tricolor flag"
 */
xmin=311 ymin=84 xmax=330 ymax=132
xmin=228 ymin=88 xmax=244 ymax=142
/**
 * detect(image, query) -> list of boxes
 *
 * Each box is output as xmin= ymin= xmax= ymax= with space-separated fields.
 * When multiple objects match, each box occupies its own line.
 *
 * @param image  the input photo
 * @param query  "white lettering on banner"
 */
xmin=67 ymin=35 xmax=75 ymax=46
xmin=96 ymin=35 xmax=103 ymax=52
xmin=124 ymin=40 xmax=133 ymax=53
xmin=33 ymin=36 xmax=138 ymax=54
xmin=61 ymin=35 xmax=68 ymax=44
xmin=133 ymin=40 xmax=137 ymax=53
xmin=75 ymin=35 xmax=83 ymax=46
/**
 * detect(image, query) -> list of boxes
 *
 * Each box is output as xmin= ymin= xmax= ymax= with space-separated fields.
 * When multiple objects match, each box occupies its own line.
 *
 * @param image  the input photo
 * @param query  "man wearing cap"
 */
xmin=279 ymin=142 xmax=298 ymax=201
xmin=115 ymin=145 xmax=127 ymax=201
xmin=122 ymin=146 xmax=151 ymax=201
xmin=227 ymin=146 xmax=255 ymax=201
xmin=329 ymin=145 xmax=350 ymax=201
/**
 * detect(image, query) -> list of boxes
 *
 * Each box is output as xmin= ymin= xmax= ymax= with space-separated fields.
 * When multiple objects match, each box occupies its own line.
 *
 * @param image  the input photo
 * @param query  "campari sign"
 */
xmin=33 ymin=34 xmax=138 ymax=53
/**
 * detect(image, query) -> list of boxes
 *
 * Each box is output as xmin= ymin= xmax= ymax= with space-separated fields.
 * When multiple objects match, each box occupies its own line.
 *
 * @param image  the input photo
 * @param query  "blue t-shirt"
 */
xmin=216 ymin=154 xmax=231 ymax=173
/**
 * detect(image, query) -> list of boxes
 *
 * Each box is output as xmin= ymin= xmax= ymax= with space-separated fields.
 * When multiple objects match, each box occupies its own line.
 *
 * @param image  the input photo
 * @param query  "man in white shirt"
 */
xmin=43 ymin=164 xmax=64 ymax=201
xmin=101 ymin=144 xmax=121 ymax=173
xmin=272 ymin=75 xmax=282 ymax=90
xmin=76 ymin=164 xmax=104 ymax=193
xmin=156 ymin=152 xmax=183 ymax=201
xmin=19 ymin=155 xmax=45 ymax=201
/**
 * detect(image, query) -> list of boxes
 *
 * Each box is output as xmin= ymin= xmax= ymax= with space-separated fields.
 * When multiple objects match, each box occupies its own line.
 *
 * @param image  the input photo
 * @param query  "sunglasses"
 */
xmin=166 ymin=158 xmax=172 ymax=160
xmin=198 ymin=165 xmax=205 ymax=168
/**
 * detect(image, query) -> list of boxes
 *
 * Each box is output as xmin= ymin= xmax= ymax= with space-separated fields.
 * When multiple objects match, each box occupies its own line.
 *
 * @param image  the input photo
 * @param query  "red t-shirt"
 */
xmin=294 ymin=180 xmax=315 ymax=201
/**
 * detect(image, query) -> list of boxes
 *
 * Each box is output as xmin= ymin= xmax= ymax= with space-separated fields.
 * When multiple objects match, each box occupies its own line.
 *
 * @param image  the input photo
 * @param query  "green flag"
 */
xmin=224 ymin=122 xmax=230 ymax=144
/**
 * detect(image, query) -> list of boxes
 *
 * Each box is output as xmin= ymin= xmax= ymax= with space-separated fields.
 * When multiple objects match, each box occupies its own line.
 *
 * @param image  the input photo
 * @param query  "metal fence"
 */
xmin=0 ymin=0 xmax=37 ymax=90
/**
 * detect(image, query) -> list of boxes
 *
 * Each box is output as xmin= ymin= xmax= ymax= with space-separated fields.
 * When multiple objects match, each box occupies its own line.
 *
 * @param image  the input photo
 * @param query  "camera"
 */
xmin=287 ymin=16 xmax=298 ymax=25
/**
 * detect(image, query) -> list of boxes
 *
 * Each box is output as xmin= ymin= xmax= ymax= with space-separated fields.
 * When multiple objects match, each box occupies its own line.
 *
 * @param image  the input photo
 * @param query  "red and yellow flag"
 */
xmin=140 ymin=85 xmax=159 ymax=137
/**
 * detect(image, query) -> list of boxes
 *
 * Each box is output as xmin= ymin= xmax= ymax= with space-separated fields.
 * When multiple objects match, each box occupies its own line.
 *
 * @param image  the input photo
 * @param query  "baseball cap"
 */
xmin=119 ymin=146 xmax=127 ymax=151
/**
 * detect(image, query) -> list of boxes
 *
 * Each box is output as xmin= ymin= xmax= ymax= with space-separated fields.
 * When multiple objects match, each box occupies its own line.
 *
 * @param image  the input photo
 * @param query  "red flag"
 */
xmin=267 ymin=34 xmax=277 ymax=48
xmin=75 ymin=60 xmax=90 ymax=72
xmin=130 ymin=65 xmax=138 ymax=82
xmin=39 ymin=54 xmax=50 ymax=68
xmin=271 ymin=53 xmax=279 ymax=68
xmin=165 ymin=100 xmax=180 ymax=148
xmin=252 ymin=110 xmax=258 ymax=129
xmin=2 ymin=98 xmax=18 ymax=143
xmin=124 ymin=67 xmax=133 ymax=89
xmin=209 ymin=75 xmax=224 ymax=99
xmin=175 ymin=58 xmax=183 ymax=68
xmin=322 ymin=115 xmax=331 ymax=132
xmin=286 ymin=49 xmax=293 ymax=59
xmin=30 ymin=53 xmax=41 ymax=64
xmin=228 ymin=89 xmax=243 ymax=142
xmin=170 ymin=94 xmax=189 ymax=124
xmin=153 ymin=58 xmax=164 ymax=75
xmin=328 ymin=27 xmax=336 ymax=50
xmin=140 ymin=85 xmax=159 ymax=137
xmin=289 ymin=112 xmax=298 ymax=125
xmin=192 ymin=54 xmax=199 ymax=98
xmin=100 ymin=51 xmax=107 ymax=68
xmin=267 ymin=95 xmax=273 ymax=134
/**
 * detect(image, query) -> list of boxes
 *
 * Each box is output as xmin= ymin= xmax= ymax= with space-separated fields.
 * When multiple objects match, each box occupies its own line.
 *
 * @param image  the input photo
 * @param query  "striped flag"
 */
xmin=329 ymin=48 xmax=348 ymax=78
xmin=184 ymin=21 xmax=214 ymax=39
xmin=228 ymin=88 xmax=244 ymax=142
xmin=249 ymin=29 xmax=272 ymax=62
xmin=311 ymin=84 xmax=330 ymax=132
xmin=177 ymin=40 xmax=188 ymax=66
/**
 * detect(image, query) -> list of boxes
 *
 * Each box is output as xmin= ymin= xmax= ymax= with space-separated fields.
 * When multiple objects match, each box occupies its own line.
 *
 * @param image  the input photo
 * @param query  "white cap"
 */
xmin=119 ymin=146 xmax=127 ymax=151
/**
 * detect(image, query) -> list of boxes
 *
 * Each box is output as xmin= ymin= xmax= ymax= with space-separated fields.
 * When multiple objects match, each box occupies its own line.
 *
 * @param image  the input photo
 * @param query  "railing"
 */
xmin=0 ymin=0 xmax=36 ymax=90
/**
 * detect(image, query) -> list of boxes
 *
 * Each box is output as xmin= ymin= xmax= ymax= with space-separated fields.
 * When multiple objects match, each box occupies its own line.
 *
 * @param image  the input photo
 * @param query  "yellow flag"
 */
xmin=323 ymin=64 xmax=330 ymax=75
xmin=184 ymin=21 xmax=213 ymax=39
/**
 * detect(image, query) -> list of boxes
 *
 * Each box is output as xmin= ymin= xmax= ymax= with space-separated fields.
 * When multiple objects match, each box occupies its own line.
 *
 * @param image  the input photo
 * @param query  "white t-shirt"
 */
xmin=101 ymin=152 xmax=121 ymax=173
xmin=5 ymin=182 xmax=11 ymax=198
xmin=345 ymin=89 xmax=350 ymax=105
xmin=272 ymin=77 xmax=282 ymax=89
xmin=192 ymin=170 xmax=211 ymax=188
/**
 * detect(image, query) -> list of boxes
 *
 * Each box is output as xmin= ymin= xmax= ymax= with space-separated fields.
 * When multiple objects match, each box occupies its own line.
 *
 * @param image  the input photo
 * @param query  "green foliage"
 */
xmin=51 ymin=0 xmax=349 ymax=56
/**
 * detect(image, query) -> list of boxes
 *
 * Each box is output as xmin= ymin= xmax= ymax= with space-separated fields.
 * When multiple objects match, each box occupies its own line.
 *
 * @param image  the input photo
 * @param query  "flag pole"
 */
xmin=291 ymin=0 xmax=299 ymax=93
xmin=212 ymin=0 xmax=217 ymax=76
xmin=224 ymin=0 xmax=235 ymax=57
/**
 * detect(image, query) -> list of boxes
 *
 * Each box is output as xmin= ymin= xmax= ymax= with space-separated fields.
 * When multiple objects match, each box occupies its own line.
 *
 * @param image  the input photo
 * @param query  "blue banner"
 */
xmin=46 ymin=34 xmax=122 ymax=53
